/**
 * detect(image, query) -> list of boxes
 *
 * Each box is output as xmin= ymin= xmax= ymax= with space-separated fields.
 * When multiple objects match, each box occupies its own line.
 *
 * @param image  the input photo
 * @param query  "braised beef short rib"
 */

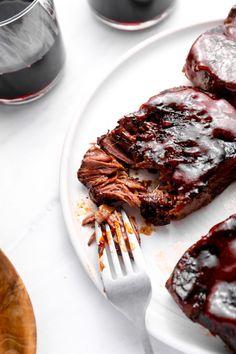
xmin=166 ymin=214 xmax=236 ymax=353
xmin=77 ymin=87 xmax=236 ymax=226
xmin=184 ymin=6 xmax=236 ymax=107
xmin=77 ymin=145 xmax=146 ymax=207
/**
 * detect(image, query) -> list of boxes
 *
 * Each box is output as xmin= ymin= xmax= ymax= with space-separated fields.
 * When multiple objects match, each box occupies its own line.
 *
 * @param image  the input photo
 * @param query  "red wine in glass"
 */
xmin=88 ymin=0 xmax=176 ymax=30
xmin=0 ymin=0 xmax=65 ymax=104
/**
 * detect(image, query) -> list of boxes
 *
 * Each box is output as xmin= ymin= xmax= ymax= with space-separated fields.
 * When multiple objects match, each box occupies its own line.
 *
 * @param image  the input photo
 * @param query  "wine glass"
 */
xmin=0 ymin=0 xmax=65 ymax=104
xmin=88 ymin=0 xmax=176 ymax=31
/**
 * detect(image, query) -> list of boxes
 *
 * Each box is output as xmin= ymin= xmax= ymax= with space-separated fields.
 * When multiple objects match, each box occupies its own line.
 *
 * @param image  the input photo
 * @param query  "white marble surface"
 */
xmin=0 ymin=0 xmax=235 ymax=353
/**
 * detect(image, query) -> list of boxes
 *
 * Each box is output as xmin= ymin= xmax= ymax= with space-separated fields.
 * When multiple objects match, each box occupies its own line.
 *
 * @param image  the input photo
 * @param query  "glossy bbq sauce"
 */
xmin=88 ymin=0 xmax=175 ymax=25
xmin=0 ymin=0 xmax=65 ymax=100
xmin=166 ymin=215 xmax=236 ymax=352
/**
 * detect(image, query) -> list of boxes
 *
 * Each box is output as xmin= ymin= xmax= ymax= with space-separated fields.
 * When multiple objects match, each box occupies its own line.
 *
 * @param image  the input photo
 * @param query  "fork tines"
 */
xmin=95 ymin=208 xmax=146 ymax=279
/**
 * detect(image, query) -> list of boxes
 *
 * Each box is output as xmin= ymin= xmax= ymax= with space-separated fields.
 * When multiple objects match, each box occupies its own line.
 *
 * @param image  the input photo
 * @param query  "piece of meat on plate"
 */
xmin=166 ymin=214 xmax=236 ymax=353
xmin=77 ymin=145 xmax=146 ymax=207
xmin=78 ymin=87 xmax=236 ymax=226
xmin=184 ymin=5 xmax=236 ymax=107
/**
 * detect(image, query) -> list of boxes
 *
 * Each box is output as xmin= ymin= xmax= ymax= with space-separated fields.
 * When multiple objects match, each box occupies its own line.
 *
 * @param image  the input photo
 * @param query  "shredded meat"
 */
xmin=78 ymin=145 xmax=146 ymax=208
xmin=78 ymin=87 xmax=236 ymax=226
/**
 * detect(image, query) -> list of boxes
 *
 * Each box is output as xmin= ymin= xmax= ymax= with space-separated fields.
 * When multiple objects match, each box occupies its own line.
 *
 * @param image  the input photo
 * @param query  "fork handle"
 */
xmin=136 ymin=320 xmax=154 ymax=354
xmin=140 ymin=328 xmax=154 ymax=354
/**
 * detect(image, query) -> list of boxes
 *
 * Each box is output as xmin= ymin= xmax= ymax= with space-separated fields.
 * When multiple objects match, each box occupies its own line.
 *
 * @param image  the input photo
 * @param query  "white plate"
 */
xmin=60 ymin=21 xmax=236 ymax=354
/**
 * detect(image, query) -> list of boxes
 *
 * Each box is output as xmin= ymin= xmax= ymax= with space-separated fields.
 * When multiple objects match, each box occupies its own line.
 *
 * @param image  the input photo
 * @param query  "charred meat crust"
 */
xmin=166 ymin=214 xmax=236 ymax=353
xmin=78 ymin=86 xmax=236 ymax=226
xmin=184 ymin=5 xmax=236 ymax=107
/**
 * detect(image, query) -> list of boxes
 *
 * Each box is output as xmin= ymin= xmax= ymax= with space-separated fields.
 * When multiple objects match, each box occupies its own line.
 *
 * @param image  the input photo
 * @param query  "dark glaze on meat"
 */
xmin=184 ymin=6 xmax=236 ymax=107
xmin=166 ymin=214 xmax=236 ymax=353
xmin=137 ymin=87 xmax=236 ymax=188
xmin=98 ymin=86 xmax=236 ymax=225
xmin=78 ymin=87 xmax=236 ymax=226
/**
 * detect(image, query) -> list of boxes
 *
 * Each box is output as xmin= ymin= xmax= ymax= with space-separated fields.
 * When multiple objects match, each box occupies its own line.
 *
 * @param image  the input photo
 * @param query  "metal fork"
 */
xmin=95 ymin=209 xmax=154 ymax=354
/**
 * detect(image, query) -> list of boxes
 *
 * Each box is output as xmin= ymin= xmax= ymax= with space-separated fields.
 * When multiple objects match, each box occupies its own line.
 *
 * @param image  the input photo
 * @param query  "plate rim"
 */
xmin=59 ymin=19 xmax=223 ymax=354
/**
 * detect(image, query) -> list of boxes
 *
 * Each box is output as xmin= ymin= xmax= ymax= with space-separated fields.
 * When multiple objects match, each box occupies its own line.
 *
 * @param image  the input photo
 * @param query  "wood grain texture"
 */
xmin=0 ymin=250 xmax=36 ymax=354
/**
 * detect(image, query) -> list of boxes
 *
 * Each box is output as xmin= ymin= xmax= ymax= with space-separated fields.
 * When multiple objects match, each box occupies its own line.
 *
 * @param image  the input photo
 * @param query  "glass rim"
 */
xmin=0 ymin=0 xmax=40 ymax=27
